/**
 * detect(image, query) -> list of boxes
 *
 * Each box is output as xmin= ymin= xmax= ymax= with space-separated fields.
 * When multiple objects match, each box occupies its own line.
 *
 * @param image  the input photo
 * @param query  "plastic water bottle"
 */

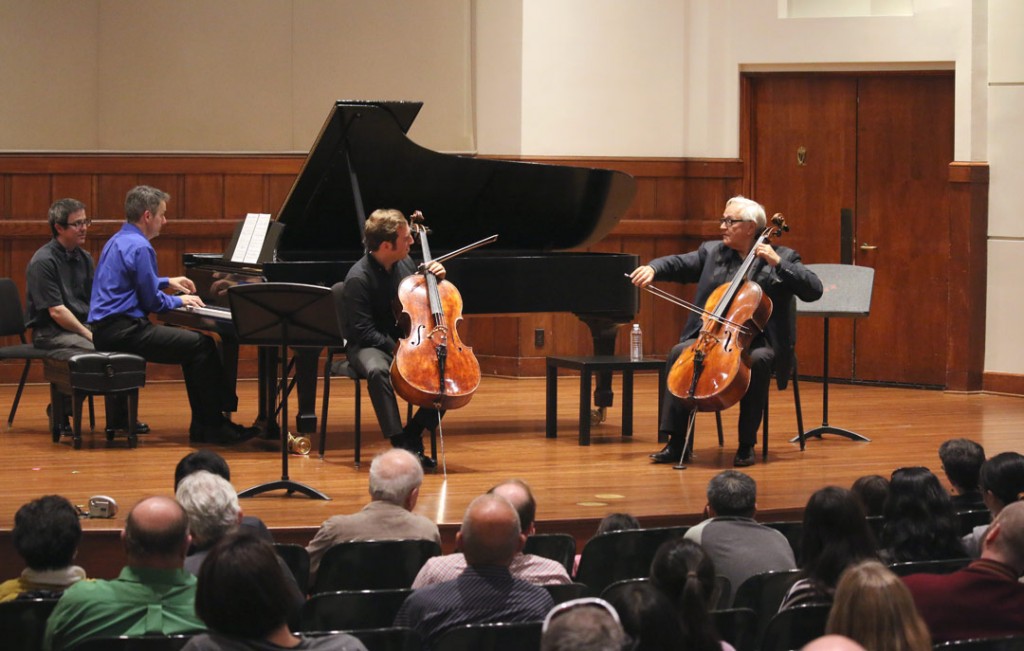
xmin=630 ymin=323 xmax=643 ymax=361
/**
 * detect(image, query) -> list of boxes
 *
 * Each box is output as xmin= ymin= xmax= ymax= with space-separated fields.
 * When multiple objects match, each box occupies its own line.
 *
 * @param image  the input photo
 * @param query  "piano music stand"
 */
xmin=228 ymin=283 xmax=338 ymax=500
xmin=793 ymin=264 xmax=874 ymax=443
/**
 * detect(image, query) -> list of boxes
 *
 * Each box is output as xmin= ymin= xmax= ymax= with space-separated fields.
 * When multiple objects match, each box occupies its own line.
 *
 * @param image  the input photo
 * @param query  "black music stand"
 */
xmin=228 ymin=283 xmax=338 ymax=500
xmin=793 ymin=264 xmax=874 ymax=443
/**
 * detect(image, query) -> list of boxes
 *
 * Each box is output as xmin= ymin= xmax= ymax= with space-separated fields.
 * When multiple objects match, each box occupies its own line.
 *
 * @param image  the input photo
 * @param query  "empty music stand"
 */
xmin=228 ymin=283 xmax=337 ymax=500
xmin=794 ymin=264 xmax=874 ymax=443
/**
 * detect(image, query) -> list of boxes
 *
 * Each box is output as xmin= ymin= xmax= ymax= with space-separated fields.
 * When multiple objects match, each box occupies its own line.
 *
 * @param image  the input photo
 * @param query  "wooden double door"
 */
xmin=745 ymin=73 xmax=955 ymax=387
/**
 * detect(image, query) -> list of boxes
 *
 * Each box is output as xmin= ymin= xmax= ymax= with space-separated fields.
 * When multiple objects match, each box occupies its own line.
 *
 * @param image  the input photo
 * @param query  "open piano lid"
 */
xmin=274 ymin=100 xmax=636 ymax=258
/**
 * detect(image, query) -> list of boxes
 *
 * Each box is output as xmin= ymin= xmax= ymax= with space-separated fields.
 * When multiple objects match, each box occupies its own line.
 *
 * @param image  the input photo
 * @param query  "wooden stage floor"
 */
xmin=1 ymin=373 xmax=1022 ymax=578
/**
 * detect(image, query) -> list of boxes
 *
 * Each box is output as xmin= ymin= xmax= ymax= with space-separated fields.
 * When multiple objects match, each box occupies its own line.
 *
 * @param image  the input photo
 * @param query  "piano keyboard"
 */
xmin=172 ymin=304 xmax=232 ymax=321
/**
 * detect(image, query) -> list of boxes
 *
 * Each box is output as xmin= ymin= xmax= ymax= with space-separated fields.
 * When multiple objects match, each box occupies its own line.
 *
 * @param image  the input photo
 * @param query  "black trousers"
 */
xmin=348 ymin=346 xmax=442 ymax=439
xmin=93 ymin=316 xmax=229 ymax=428
xmin=659 ymin=338 xmax=775 ymax=449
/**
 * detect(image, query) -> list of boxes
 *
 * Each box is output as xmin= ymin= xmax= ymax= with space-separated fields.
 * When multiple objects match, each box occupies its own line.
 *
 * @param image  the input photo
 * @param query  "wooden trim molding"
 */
xmin=982 ymin=372 xmax=1024 ymax=397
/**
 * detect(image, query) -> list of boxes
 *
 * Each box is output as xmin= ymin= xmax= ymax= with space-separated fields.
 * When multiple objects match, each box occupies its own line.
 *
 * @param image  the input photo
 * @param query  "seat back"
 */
xmin=274 ymin=543 xmax=311 ymax=595
xmin=763 ymin=520 xmax=804 ymax=563
xmin=330 ymin=281 xmax=350 ymax=341
xmin=887 ymin=557 xmax=972 ymax=577
xmin=433 ymin=621 xmax=543 ymax=651
xmin=72 ymin=635 xmax=194 ymax=650
xmin=341 ymin=627 xmax=422 ymax=651
xmin=956 ymin=509 xmax=992 ymax=536
xmin=523 ymin=533 xmax=576 ymax=574
xmin=760 ymin=603 xmax=831 ymax=651
xmin=300 ymin=588 xmax=413 ymax=632
xmin=574 ymin=526 xmax=688 ymax=596
xmin=732 ymin=569 xmax=802 ymax=641
xmin=0 ymin=597 xmax=60 ymax=651
xmin=0 ymin=278 xmax=28 ymax=338
xmin=543 ymin=582 xmax=588 ymax=605
xmin=311 ymin=539 xmax=442 ymax=594
xmin=934 ymin=636 xmax=1024 ymax=651
xmin=711 ymin=607 xmax=759 ymax=651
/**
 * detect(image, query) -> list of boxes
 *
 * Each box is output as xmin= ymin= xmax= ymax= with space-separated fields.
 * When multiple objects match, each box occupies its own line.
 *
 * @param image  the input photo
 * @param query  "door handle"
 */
xmin=859 ymin=243 xmax=878 ymax=251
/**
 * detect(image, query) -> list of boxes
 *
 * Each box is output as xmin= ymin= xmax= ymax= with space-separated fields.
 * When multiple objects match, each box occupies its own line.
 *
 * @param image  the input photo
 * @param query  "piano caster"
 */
xmin=590 ymin=407 xmax=608 ymax=424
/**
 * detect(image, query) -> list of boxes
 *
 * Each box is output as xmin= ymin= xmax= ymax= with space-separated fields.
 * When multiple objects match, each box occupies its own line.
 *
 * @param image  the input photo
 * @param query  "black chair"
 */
xmin=273 ymin=543 xmax=311 ymax=595
xmin=865 ymin=514 xmax=885 ymax=544
xmin=888 ymin=557 xmax=972 ymax=577
xmin=337 ymin=627 xmax=421 ymax=651
xmin=311 ymin=539 xmax=442 ymax=594
xmin=934 ymin=636 xmax=1024 ymax=651
xmin=957 ymin=509 xmax=992 ymax=536
xmin=0 ymin=278 xmax=60 ymax=430
xmin=711 ymin=607 xmax=758 ymax=651
xmin=574 ymin=526 xmax=689 ymax=597
xmin=433 ymin=621 xmax=543 ymax=651
xmin=544 ymin=582 xmax=589 ymax=605
xmin=319 ymin=281 xmax=426 ymax=466
xmin=1 ymin=597 xmax=59 ymax=651
xmin=759 ymin=603 xmax=831 ymax=651
xmin=764 ymin=520 xmax=804 ymax=563
xmin=300 ymin=589 xmax=413 ymax=632
xmin=523 ymin=532 xmax=576 ymax=574
xmin=732 ymin=569 xmax=802 ymax=640
xmin=72 ymin=635 xmax=194 ymax=650
xmin=599 ymin=576 xmax=650 ymax=601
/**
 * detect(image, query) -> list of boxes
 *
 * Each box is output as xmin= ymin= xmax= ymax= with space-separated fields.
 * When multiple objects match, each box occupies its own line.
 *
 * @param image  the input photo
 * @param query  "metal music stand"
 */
xmin=793 ymin=264 xmax=874 ymax=443
xmin=228 ymin=283 xmax=338 ymax=500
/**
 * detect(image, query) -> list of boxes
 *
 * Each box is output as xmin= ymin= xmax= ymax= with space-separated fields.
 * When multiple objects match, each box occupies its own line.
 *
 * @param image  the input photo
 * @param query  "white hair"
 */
xmin=369 ymin=448 xmax=423 ymax=505
xmin=175 ymin=470 xmax=240 ymax=548
xmin=725 ymin=195 xmax=767 ymax=229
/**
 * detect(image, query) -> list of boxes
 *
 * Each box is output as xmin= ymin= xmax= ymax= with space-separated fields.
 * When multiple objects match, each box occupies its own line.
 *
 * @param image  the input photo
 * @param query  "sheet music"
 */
xmin=230 ymin=213 xmax=271 ymax=264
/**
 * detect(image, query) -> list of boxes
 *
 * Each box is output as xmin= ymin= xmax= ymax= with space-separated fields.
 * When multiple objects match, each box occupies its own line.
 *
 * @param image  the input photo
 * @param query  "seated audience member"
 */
xmin=394 ymin=493 xmax=554 ymax=646
xmin=0 ymin=495 xmax=85 ymax=602
xmin=43 ymin=496 xmax=205 ymax=650
xmin=881 ymin=466 xmax=967 ymax=563
xmin=648 ymin=538 xmax=730 ymax=651
xmin=939 ymin=438 xmax=987 ymax=511
xmin=541 ymin=597 xmax=628 ymax=651
xmin=684 ymin=470 xmax=796 ymax=606
xmin=603 ymin=582 xmax=683 ymax=651
xmin=779 ymin=487 xmax=878 ymax=610
xmin=962 ymin=451 xmax=1024 ymax=557
xmin=903 ymin=501 xmax=1024 ymax=643
xmin=174 ymin=450 xmax=272 ymax=542
xmin=176 ymin=471 xmax=244 ymax=574
xmin=413 ymin=478 xmax=570 ymax=587
xmin=306 ymin=448 xmax=440 ymax=580
xmin=573 ymin=512 xmax=642 ymax=575
xmin=826 ymin=560 xmax=931 ymax=651
xmin=850 ymin=474 xmax=888 ymax=517
xmin=183 ymin=530 xmax=366 ymax=651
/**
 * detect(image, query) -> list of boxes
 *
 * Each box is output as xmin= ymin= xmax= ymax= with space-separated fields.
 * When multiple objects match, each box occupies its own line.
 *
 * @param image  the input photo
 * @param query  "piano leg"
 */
xmin=293 ymin=348 xmax=321 ymax=434
xmin=579 ymin=315 xmax=629 ymax=411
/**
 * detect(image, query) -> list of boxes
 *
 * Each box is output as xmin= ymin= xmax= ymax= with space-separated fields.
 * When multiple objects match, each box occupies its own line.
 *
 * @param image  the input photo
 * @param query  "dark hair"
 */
xmin=707 ymin=470 xmax=756 ymax=517
xmin=174 ymin=449 xmax=231 ymax=490
xmin=13 ymin=495 xmax=82 ymax=570
xmin=939 ymin=438 xmax=986 ymax=494
xmin=882 ymin=467 xmax=966 ymax=562
xmin=648 ymin=538 xmax=721 ymax=651
xmin=362 ymin=208 xmax=407 ymax=252
xmin=596 ymin=513 xmax=641 ymax=536
xmin=123 ymin=498 xmax=189 ymax=559
xmin=604 ymin=582 xmax=682 ymax=651
xmin=195 ymin=530 xmax=297 ymax=638
xmin=979 ymin=452 xmax=1024 ymax=507
xmin=48 ymin=198 xmax=87 ymax=238
xmin=124 ymin=185 xmax=169 ymax=223
xmin=851 ymin=475 xmax=889 ymax=517
xmin=799 ymin=487 xmax=878 ymax=588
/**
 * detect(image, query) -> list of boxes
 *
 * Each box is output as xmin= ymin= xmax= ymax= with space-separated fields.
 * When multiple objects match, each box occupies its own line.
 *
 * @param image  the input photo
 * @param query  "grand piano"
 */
xmin=172 ymin=100 xmax=638 ymax=431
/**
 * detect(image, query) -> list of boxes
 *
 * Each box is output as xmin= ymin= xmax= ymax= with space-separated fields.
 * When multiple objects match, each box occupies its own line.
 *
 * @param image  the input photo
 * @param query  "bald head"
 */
xmin=984 ymin=500 xmax=1024 ymax=571
xmin=122 ymin=496 xmax=190 ymax=567
xmin=802 ymin=635 xmax=868 ymax=651
xmin=489 ymin=479 xmax=536 ymax=533
xmin=369 ymin=448 xmax=424 ymax=508
xmin=458 ymin=494 xmax=523 ymax=566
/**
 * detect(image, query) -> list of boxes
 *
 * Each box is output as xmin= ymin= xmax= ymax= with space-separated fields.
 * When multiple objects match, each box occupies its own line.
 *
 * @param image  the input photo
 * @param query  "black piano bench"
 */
xmin=43 ymin=352 xmax=147 ymax=450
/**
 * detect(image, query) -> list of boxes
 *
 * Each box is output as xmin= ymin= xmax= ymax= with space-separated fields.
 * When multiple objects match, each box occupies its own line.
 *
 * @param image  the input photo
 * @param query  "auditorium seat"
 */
xmin=433 ymin=621 xmax=542 ymax=651
xmin=1 ymin=597 xmax=59 ymax=651
xmin=300 ymin=589 xmax=413 ymax=632
xmin=523 ymin=532 xmax=576 ymax=574
xmin=759 ymin=603 xmax=831 ymax=651
xmin=311 ymin=539 xmax=441 ymax=594
xmin=574 ymin=526 xmax=689 ymax=597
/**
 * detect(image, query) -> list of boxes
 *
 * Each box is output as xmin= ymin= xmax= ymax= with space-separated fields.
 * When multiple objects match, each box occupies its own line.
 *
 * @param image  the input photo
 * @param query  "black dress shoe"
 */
xmin=651 ymin=446 xmax=685 ymax=464
xmin=105 ymin=421 xmax=150 ymax=436
xmin=190 ymin=421 xmax=258 ymax=445
xmin=414 ymin=450 xmax=438 ymax=470
xmin=733 ymin=447 xmax=756 ymax=467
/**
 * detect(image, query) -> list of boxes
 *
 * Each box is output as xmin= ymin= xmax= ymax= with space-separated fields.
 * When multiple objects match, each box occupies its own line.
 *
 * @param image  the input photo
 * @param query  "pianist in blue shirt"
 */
xmin=88 ymin=185 xmax=258 ymax=445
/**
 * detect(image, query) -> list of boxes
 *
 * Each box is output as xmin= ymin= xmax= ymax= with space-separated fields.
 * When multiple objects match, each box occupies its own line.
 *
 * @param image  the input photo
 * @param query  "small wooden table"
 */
xmin=546 ymin=355 xmax=666 ymax=446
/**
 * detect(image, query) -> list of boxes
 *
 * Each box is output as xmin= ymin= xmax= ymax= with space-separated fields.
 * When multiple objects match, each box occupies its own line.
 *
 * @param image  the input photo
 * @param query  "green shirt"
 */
xmin=44 ymin=565 xmax=205 ymax=651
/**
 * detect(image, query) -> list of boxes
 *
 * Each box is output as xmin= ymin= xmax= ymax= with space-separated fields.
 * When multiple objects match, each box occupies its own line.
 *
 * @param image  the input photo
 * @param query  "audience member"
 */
xmin=174 ymin=449 xmax=272 ymax=542
xmin=779 ymin=486 xmax=878 ymax=610
xmin=43 ymin=496 xmax=205 ymax=650
xmin=903 ymin=501 xmax=1024 ymax=642
xmin=394 ymin=493 xmax=553 ymax=646
xmin=826 ymin=560 xmax=931 ymax=651
xmin=0 ymin=495 xmax=85 ymax=602
xmin=306 ymin=448 xmax=440 ymax=580
xmin=684 ymin=470 xmax=796 ymax=606
xmin=413 ymin=478 xmax=571 ymax=587
xmin=939 ymin=438 xmax=987 ymax=510
xmin=183 ymin=530 xmax=366 ymax=651
xmin=881 ymin=466 xmax=966 ymax=562
xmin=802 ymin=635 xmax=868 ymax=651
xmin=175 ymin=471 xmax=244 ymax=574
xmin=541 ymin=597 xmax=628 ymax=651
xmin=850 ymin=474 xmax=888 ymax=517
xmin=962 ymin=451 xmax=1024 ymax=557
xmin=573 ymin=512 xmax=642 ymax=576
xmin=603 ymin=582 xmax=682 ymax=651
xmin=648 ymin=538 xmax=730 ymax=651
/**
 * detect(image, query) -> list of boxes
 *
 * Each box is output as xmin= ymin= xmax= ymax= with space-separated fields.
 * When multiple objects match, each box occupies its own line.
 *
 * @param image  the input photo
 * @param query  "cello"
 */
xmin=391 ymin=213 xmax=482 ymax=410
